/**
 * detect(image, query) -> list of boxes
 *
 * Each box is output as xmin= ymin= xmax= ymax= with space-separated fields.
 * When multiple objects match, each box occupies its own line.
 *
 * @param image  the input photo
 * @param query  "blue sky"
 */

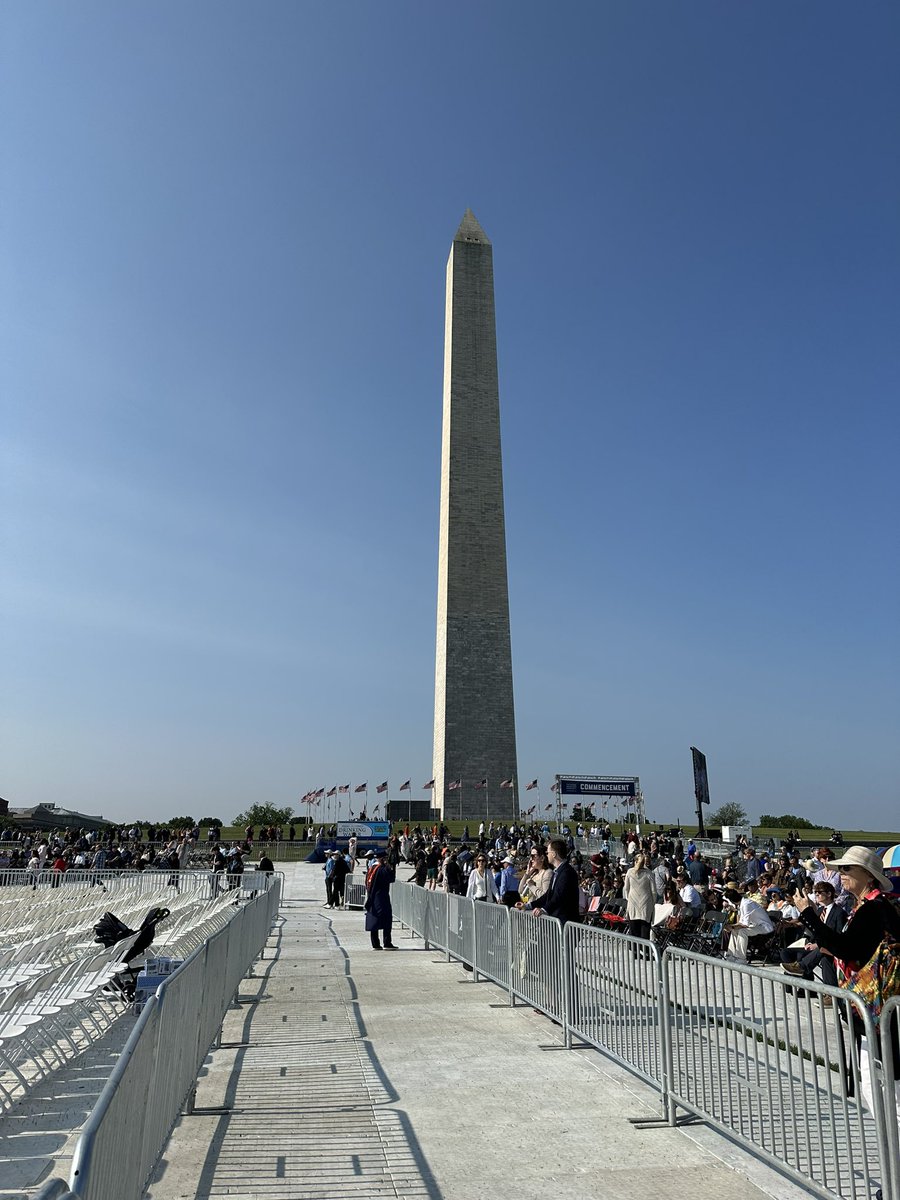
xmin=3 ymin=2 xmax=898 ymax=829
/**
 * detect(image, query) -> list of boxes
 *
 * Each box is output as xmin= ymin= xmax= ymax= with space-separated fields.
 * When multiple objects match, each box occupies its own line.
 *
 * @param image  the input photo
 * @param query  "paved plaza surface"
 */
xmin=144 ymin=864 xmax=812 ymax=1200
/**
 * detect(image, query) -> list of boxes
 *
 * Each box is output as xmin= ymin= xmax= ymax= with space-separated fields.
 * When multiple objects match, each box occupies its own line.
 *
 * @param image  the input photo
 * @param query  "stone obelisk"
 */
xmin=433 ymin=210 xmax=518 ymax=821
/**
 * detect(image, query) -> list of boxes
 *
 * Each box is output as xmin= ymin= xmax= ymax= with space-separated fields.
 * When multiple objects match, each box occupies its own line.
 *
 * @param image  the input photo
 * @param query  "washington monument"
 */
xmin=432 ymin=211 xmax=518 ymax=821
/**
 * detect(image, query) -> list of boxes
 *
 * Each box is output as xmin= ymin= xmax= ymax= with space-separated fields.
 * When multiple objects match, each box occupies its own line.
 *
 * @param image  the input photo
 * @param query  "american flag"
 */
xmin=376 ymin=781 xmax=388 ymax=793
xmin=423 ymin=779 xmax=435 ymax=789
xmin=338 ymin=785 xmax=350 ymax=794
xmin=326 ymin=787 xmax=337 ymax=797
xmin=545 ymin=804 xmax=553 ymax=811
xmin=399 ymin=780 xmax=411 ymax=792
xmin=527 ymin=805 xmax=536 ymax=814
xmin=354 ymin=783 xmax=367 ymax=793
xmin=526 ymin=779 xmax=538 ymax=791
xmin=315 ymin=788 xmax=326 ymax=798
xmin=550 ymin=781 xmax=559 ymax=793
xmin=500 ymin=779 xmax=513 ymax=789
xmin=474 ymin=779 xmax=487 ymax=790
xmin=448 ymin=779 xmax=462 ymax=791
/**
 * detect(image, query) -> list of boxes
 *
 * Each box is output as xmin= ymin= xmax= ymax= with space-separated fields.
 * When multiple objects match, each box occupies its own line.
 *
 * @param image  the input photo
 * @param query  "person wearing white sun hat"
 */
xmin=795 ymin=845 xmax=900 ymax=1141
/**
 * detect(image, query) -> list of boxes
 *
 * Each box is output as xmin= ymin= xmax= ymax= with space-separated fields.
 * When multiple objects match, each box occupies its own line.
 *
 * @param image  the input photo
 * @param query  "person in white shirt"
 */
xmin=465 ymin=852 xmax=499 ymax=902
xmin=766 ymin=887 xmax=800 ymax=921
xmin=679 ymin=880 xmax=702 ymax=913
xmin=723 ymin=885 xmax=774 ymax=962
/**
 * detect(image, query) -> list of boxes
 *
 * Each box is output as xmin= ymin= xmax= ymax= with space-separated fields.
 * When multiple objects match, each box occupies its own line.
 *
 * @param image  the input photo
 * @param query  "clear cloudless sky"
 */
xmin=2 ymin=2 xmax=898 ymax=829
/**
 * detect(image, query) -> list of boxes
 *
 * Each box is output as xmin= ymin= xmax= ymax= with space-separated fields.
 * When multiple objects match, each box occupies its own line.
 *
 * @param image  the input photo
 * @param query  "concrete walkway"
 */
xmin=144 ymin=864 xmax=814 ymax=1200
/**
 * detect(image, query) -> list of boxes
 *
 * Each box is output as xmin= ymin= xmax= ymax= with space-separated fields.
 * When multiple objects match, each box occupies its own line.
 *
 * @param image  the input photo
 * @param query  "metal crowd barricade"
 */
xmin=879 ymin=995 xmax=900 ymax=1200
xmin=345 ymin=877 xmax=367 ymax=908
xmin=446 ymin=892 xmax=475 ymax=968
xmin=663 ymin=948 xmax=889 ymax=1200
xmin=508 ymin=907 xmax=565 ymax=1022
xmin=472 ymin=900 xmax=511 ymax=995
xmin=68 ymin=883 xmax=279 ymax=1200
xmin=389 ymin=880 xmax=409 ymax=929
xmin=0 ymin=868 xmax=224 ymax=893
xmin=565 ymin=923 xmax=665 ymax=1104
xmin=406 ymin=885 xmax=428 ymax=941
xmin=422 ymin=889 xmax=449 ymax=952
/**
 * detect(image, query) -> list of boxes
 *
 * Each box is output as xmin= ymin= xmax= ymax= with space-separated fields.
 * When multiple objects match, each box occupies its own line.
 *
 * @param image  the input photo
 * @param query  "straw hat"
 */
xmin=829 ymin=845 xmax=893 ymax=893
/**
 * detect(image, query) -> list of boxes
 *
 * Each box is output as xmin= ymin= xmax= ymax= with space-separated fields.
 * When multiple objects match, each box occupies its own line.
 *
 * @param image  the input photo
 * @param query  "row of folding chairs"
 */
xmin=0 ymin=938 xmax=139 ymax=1106
xmin=651 ymin=910 xmax=728 ymax=957
xmin=0 ymin=876 xmax=233 ymax=982
xmin=0 ymin=889 xmax=247 ymax=1109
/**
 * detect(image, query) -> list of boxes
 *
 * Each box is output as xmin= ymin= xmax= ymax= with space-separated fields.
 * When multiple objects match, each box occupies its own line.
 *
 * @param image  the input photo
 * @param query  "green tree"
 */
xmin=198 ymin=815 xmax=222 ymax=827
xmin=233 ymin=803 xmax=294 ymax=828
xmin=709 ymin=802 xmax=749 ymax=827
xmin=758 ymin=814 xmax=818 ymax=830
xmin=168 ymin=815 xmax=196 ymax=828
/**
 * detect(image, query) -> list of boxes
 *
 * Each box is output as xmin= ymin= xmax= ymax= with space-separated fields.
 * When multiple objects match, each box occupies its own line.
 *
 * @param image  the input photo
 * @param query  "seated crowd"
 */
xmin=0 ymin=826 xmax=263 ymax=887
xmin=396 ymin=826 xmax=859 ymax=972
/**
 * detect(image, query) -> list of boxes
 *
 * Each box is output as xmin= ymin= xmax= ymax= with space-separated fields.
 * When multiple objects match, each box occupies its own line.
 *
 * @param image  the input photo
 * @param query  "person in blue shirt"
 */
xmin=499 ymin=855 xmax=520 ymax=907
xmin=743 ymin=849 xmax=761 ymax=883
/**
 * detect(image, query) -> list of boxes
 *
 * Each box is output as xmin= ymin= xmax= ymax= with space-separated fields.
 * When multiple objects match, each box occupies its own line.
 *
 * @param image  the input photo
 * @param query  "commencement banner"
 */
xmin=559 ymin=777 xmax=638 ymax=798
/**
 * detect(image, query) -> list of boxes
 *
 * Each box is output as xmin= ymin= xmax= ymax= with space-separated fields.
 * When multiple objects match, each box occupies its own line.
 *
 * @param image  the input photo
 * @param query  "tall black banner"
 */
xmin=690 ymin=747 xmax=710 ymax=806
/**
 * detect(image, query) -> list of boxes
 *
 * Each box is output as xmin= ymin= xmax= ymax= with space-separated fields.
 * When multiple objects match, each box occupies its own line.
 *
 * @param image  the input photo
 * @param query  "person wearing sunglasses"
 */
xmin=466 ymin=853 xmax=499 ymax=902
xmin=518 ymin=846 xmax=552 ymax=908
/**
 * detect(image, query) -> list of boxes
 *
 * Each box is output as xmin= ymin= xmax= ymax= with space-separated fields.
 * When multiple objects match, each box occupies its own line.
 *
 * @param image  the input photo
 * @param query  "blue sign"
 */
xmin=559 ymin=778 xmax=637 ymax=798
xmin=337 ymin=821 xmax=390 ymax=841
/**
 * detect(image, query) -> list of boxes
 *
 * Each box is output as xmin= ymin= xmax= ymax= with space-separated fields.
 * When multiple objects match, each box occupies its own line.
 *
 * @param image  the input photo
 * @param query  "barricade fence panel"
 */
xmin=508 ymin=907 xmax=565 ymax=1022
xmin=197 ymin=917 xmax=233 ymax=1055
xmin=137 ymin=942 xmax=210 ymax=1185
xmin=447 ymin=892 xmax=475 ymax=967
xmin=566 ymin=923 xmax=664 ymax=1101
xmin=406 ymin=886 xmax=428 ymax=940
xmin=0 ymin=868 xmax=213 ymax=893
xmin=389 ymin=881 xmax=409 ymax=929
xmin=879 ymin=995 xmax=900 ymax=1200
xmin=69 ymin=995 xmax=164 ymax=1200
xmin=423 ymin=889 xmax=449 ymax=952
xmin=472 ymin=901 xmax=511 ymax=992
xmin=663 ymin=948 xmax=889 ymax=1200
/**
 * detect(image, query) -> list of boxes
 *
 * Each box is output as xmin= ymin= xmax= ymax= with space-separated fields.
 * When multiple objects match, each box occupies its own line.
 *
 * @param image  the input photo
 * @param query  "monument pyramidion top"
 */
xmin=454 ymin=208 xmax=491 ymax=245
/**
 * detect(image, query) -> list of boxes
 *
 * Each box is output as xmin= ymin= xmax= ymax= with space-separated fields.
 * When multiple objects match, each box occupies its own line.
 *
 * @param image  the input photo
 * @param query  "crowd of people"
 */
xmin=384 ymin=824 xmax=900 ymax=972
xmin=0 ymin=824 xmax=275 ymax=890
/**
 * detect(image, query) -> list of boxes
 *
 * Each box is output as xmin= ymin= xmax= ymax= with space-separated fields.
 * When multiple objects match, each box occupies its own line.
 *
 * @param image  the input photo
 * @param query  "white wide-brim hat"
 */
xmin=829 ymin=845 xmax=893 ymax=893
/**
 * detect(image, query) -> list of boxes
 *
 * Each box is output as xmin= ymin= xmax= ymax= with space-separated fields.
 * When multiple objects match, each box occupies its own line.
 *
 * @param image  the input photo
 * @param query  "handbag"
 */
xmin=842 ymin=898 xmax=900 ymax=1024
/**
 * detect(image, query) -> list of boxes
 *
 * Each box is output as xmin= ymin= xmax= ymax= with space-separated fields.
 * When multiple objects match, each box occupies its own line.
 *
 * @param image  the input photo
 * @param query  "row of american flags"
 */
xmin=300 ymin=778 xmax=546 ymax=801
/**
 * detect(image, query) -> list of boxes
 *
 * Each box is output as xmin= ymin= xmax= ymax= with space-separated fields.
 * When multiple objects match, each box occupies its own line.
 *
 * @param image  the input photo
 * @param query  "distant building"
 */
xmin=6 ymin=802 xmax=109 ymax=833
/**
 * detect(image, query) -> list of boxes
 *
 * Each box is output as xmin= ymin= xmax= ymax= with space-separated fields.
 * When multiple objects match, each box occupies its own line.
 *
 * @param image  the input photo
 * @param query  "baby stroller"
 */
xmin=93 ymin=906 xmax=171 ymax=999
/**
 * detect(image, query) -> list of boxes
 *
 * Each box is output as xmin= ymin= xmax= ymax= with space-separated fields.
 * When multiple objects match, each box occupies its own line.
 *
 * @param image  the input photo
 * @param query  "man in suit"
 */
xmin=781 ymin=880 xmax=844 ymax=984
xmin=530 ymin=838 xmax=580 ymax=925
